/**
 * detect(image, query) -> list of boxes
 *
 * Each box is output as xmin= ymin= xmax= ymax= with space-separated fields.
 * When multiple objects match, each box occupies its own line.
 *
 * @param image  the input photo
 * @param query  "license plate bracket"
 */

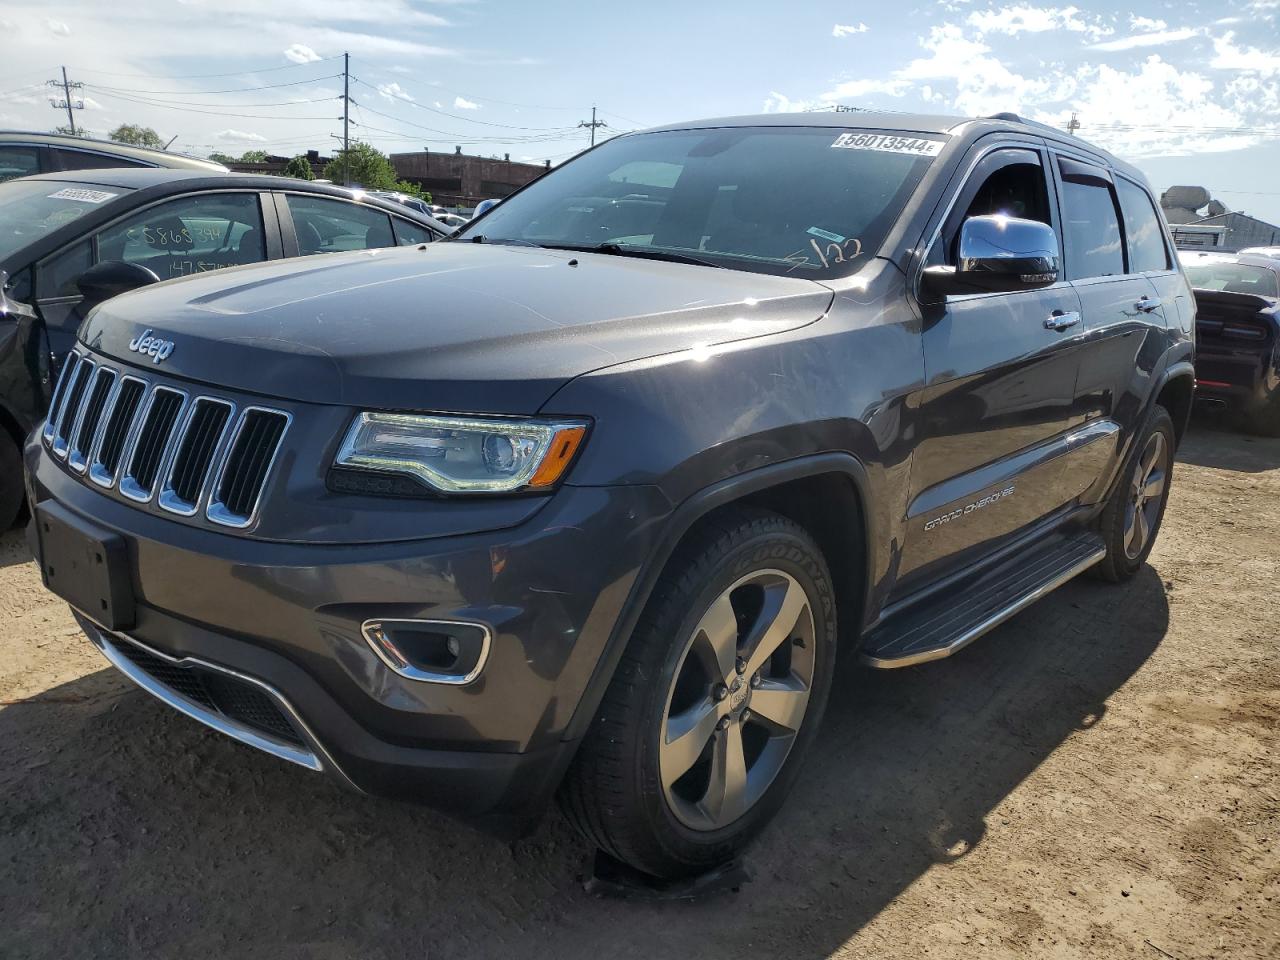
xmin=34 ymin=501 xmax=136 ymax=630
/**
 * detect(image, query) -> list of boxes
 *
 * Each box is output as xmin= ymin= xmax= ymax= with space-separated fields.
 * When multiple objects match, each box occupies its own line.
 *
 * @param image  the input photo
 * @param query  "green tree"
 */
xmin=109 ymin=124 xmax=165 ymax=149
xmin=322 ymin=142 xmax=429 ymax=201
xmin=208 ymin=151 xmax=236 ymax=165
xmin=238 ymin=149 xmax=269 ymax=163
xmin=281 ymin=154 xmax=315 ymax=180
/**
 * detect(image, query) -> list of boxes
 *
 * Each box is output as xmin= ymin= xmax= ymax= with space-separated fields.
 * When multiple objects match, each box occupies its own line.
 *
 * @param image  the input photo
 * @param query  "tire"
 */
xmin=0 ymin=429 xmax=25 ymax=531
xmin=559 ymin=508 xmax=837 ymax=880
xmin=1090 ymin=405 xmax=1176 ymax=582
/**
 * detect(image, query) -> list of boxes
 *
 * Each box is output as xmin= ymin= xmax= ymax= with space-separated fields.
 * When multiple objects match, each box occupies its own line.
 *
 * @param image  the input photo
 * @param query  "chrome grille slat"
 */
xmin=45 ymin=350 xmax=290 ymax=532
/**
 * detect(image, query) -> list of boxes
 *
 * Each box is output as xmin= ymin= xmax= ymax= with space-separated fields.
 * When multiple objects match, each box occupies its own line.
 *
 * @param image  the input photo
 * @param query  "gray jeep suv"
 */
xmin=25 ymin=111 xmax=1194 ymax=880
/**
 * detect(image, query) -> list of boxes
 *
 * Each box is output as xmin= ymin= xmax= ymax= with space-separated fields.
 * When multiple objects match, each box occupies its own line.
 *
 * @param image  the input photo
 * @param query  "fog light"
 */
xmin=361 ymin=619 xmax=491 ymax=685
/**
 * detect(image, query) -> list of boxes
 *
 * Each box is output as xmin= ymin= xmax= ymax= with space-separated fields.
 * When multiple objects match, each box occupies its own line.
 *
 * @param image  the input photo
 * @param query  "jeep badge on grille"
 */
xmin=127 ymin=329 xmax=175 ymax=364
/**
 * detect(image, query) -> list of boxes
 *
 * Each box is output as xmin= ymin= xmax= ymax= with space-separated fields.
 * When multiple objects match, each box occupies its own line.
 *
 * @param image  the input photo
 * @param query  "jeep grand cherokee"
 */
xmin=25 ymin=112 xmax=1194 ymax=880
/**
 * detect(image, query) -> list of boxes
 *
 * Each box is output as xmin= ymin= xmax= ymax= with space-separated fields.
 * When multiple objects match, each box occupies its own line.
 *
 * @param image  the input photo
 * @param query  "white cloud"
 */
xmin=966 ymin=4 xmax=1113 ymax=41
xmin=283 ymin=43 xmax=321 ymax=63
xmin=377 ymin=81 xmax=415 ymax=102
xmin=1211 ymin=32 xmax=1280 ymax=76
xmin=215 ymin=129 xmax=267 ymax=142
xmin=761 ymin=91 xmax=820 ymax=113
xmin=832 ymin=23 xmax=868 ymax=38
xmin=46 ymin=18 xmax=71 ymax=36
xmin=1130 ymin=15 xmax=1167 ymax=32
xmin=821 ymin=78 xmax=912 ymax=100
xmin=1091 ymin=28 xmax=1198 ymax=53
xmin=453 ymin=95 xmax=479 ymax=109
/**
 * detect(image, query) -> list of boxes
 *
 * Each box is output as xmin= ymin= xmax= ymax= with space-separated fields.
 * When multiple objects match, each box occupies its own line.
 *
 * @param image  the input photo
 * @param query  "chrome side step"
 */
xmin=861 ymin=532 xmax=1106 ymax=669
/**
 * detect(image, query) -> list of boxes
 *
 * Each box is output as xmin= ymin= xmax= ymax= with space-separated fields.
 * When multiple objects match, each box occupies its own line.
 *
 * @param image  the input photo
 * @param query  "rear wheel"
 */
xmin=559 ymin=509 xmax=836 ymax=880
xmin=1091 ymin=405 xmax=1175 ymax=582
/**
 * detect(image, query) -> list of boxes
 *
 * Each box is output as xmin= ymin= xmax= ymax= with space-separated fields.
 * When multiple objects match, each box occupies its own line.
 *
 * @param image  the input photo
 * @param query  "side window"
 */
xmin=1116 ymin=178 xmax=1170 ymax=273
xmin=52 ymin=149 xmax=148 ymax=172
xmin=1059 ymin=177 xmax=1124 ymax=280
xmin=285 ymin=195 xmax=395 ymax=255
xmin=929 ymin=150 xmax=1052 ymax=268
xmin=35 ymin=240 xmax=93 ymax=299
xmin=0 ymin=145 xmax=41 ymax=183
xmin=392 ymin=217 xmax=433 ymax=246
xmin=96 ymin=193 xmax=265 ymax=280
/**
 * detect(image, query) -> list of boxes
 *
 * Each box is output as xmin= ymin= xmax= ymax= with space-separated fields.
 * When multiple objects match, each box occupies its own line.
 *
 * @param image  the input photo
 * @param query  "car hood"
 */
xmin=81 ymin=243 xmax=833 ymax=413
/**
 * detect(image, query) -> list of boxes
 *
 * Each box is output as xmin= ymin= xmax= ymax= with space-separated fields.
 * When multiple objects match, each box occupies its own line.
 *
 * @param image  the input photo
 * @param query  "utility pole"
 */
xmin=342 ymin=51 xmax=350 ymax=185
xmin=1066 ymin=112 xmax=1081 ymax=136
xmin=47 ymin=67 xmax=83 ymax=136
xmin=578 ymin=106 xmax=607 ymax=147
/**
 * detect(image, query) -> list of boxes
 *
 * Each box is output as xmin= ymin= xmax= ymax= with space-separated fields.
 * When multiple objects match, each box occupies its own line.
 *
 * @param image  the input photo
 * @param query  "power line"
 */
xmin=579 ymin=106 xmax=607 ymax=147
xmin=87 ymin=87 xmax=337 ymax=121
xmin=84 ymin=75 xmax=343 ymax=96
xmin=349 ymin=76 xmax=576 ymax=131
xmin=47 ymin=67 xmax=84 ymax=135
xmin=69 ymin=56 xmax=344 ymax=80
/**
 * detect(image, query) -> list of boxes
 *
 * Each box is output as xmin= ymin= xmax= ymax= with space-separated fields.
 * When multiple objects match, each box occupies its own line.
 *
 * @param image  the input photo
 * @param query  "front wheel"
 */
xmin=1091 ymin=405 xmax=1176 ymax=582
xmin=559 ymin=509 xmax=836 ymax=880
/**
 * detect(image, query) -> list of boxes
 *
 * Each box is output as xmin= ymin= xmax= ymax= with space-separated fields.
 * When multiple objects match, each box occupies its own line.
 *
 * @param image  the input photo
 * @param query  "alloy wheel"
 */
xmin=1124 ymin=430 xmax=1168 ymax=560
xmin=659 ymin=569 xmax=816 ymax=832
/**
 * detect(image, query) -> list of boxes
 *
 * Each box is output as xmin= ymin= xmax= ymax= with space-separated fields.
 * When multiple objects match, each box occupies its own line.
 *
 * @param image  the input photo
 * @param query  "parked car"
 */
xmin=26 ymin=111 xmax=1193 ymax=881
xmin=1180 ymin=250 xmax=1280 ymax=433
xmin=472 ymin=197 xmax=501 ymax=218
xmin=0 ymin=131 xmax=227 ymax=183
xmin=435 ymin=212 xmax=469 ymax=229
xmin=0 ymin=169 xmax=445 ymax=526
xmin=365 ymin=190 xmax=437 ymax=218
xmin=1238 ymin=246 xmax=1280 ymax=261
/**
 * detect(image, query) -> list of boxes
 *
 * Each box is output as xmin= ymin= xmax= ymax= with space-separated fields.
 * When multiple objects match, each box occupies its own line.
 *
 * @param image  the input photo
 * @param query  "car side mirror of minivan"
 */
xmin=922 ymin=215 xmax=1060 ymax=298
xmin=75 ymin=260 xmax=161 ymax=308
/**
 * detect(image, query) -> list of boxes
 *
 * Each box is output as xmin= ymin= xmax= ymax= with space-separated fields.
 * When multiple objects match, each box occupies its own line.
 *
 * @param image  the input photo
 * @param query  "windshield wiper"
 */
xmin=541 ymin=242 xmax=723 ymax=269
xmin=452 ymin=234 xmax=543 ymax=247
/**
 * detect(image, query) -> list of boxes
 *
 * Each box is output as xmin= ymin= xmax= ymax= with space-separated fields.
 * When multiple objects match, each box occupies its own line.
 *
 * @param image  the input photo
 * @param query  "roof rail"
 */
xmin=982 ymin=112 xmax=1069 ymax=136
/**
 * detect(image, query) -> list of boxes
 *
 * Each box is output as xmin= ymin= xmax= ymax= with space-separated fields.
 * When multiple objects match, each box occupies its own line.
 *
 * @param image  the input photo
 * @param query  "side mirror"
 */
xmin=75 ymin=260 xmax=160 ymax=308
xmin=922 ymin=215 xmax=1059 ymax=298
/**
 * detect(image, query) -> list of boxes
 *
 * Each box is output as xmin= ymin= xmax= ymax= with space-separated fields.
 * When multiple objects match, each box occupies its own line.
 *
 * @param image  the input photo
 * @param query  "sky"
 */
xmin=1 ymin=0 xmax=1278 ymax=221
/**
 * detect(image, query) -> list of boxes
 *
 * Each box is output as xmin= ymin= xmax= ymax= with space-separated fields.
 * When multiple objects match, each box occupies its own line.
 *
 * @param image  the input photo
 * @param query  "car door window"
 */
xmin=1059 ymin=176 xmax=1124 ymax=279
xmin=96 ymin=192 xmax=265 ymax=281
xmin=392 ymin=217 xmax=433 ymax=246
xmin=1116 ymin=178 xmax=1170 ymax=273
xmin=285 ymin=195 xmax=395 ymax=254
xmin=35 ymin=239 xmax=93 ymax=300
xmin=51 ymin=148 xmax=148 ymax=172
xmin=0 ymin=146 xmax=40 ymax=183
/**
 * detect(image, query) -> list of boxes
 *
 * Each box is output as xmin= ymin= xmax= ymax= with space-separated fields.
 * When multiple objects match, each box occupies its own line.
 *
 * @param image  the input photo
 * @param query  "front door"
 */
xmin=898 ymin=142 xmax=1085 ymax=594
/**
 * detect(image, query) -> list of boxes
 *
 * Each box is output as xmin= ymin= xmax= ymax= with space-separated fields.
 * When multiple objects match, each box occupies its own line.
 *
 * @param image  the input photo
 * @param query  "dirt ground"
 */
xmin=0 ymin=414 xmax=1276 ymax=960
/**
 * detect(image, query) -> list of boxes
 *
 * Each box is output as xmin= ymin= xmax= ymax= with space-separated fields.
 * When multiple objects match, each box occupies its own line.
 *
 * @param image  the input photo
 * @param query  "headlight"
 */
xmin=335 ymin=412 xmax=589 ymax=494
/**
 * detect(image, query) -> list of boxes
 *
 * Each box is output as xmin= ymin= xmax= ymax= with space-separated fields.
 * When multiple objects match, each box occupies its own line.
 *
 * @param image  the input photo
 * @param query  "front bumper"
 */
xmin=26 ymin=437 xmax=671 ymax=831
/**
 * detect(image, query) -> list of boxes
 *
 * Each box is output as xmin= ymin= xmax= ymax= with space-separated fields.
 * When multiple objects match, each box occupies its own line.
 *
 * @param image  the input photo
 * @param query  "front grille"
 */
xmin=208 ymin=409 xmax=290 ymax=527
xmin=44 ymin=352 xmax=290 ymax=529
xmin=68 ymin=367 xmax=116 ymax=471
xmin=113 ymin=639 xmax=305 ymax=748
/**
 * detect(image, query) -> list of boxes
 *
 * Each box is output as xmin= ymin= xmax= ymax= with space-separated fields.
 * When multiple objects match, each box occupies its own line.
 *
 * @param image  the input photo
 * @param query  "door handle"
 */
xmin=1135 ymin=297 xmax=1162 ymax=313
xmin=1044 ymin=310 xmax=1081 ymax=331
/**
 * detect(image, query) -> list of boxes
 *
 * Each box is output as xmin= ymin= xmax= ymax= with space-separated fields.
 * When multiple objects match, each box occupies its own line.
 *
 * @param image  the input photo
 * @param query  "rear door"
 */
xmin=899 ymin=140 xmax=1085 ymax=592
xmin=1052 ymin=153 xmax=1170 ymax=503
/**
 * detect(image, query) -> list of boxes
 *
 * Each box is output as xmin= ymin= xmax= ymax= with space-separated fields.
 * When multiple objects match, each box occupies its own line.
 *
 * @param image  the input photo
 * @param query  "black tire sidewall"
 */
xmin=0 ymin=430 xmax=24 ymax=531
xmin=1100 ymin=406 xmax=1176 ymax=579
xmin=630 ymin=521 xmax=837 ymax=874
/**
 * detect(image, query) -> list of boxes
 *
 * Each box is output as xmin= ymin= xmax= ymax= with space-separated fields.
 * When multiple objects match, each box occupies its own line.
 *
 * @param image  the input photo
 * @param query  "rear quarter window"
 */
xmin=1116 ymin=178 xmax=1170 ymax=273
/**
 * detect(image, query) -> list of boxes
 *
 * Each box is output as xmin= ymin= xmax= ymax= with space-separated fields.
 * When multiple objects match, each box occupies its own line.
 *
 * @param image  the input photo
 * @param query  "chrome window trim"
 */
xmin=50 ymin=355 xmax=94 ymax=459
xmin=157 ymin=396 xmax=236 ymax=516
xmin=88 ymin=374 xmax=147 ymax=489
xmin=42 ymin=349 xmax=81 ymax=443
xmin=118 ymin=385 xmax=189 ymax=503
xmin=205 ymin=406 xmax=292 ymax=529
xmin=360 ymin=618 xmax=494 ymax=686
xmin=67 ymin=366 xmax=116 ymax=474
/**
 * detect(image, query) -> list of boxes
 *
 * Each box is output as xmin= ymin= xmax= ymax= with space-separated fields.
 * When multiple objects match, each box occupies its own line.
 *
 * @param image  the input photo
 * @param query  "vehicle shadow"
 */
xmin=0 ymin=526 xmax=31 ymax=569
xmin=0 ymin=566 xmax=1169 ymax=960
xmin=1179 ymin=410 xmax=1280 ymax=473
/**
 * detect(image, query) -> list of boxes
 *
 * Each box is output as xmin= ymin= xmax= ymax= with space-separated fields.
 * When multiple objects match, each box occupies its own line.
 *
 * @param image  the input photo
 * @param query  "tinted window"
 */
xmin=1061 ymin=180 xmax=1124 ymax=279
xmin=52 ymin=149 xmax=148 ymax=172
xmin=96 ymin=192 xmax=265 ymax=280
xmin=285 ymin=195 xmax=395 ymax=254
xmin=0 ymin=146 xmax=40 ymax=183
xmin=1184 ymin=261 xmax=1279 ymax=297
xmin=0 ymin=177 xmax=132 ymax=259
xmin=1117 ymin=178 xmax=1169 ymax=272
xmin=929 ymin=155 xmax=1052 ymax=268
xmin=392 ymin=217 xmax=432 ymax=246
xmin=36 ymin=240 xmax=93 ymax=299
xmin=459 ymin=126 xmax=942 ymax=279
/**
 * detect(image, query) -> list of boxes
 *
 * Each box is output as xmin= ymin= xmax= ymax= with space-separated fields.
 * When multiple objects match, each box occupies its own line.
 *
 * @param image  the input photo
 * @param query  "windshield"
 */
xmin=1185 ymin=261 xmax=1279 ymax=298
xmin=458 ymin=126 xmax=943 ymax=279
xmin=0 ymin=178 xmax=131 ymax=261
